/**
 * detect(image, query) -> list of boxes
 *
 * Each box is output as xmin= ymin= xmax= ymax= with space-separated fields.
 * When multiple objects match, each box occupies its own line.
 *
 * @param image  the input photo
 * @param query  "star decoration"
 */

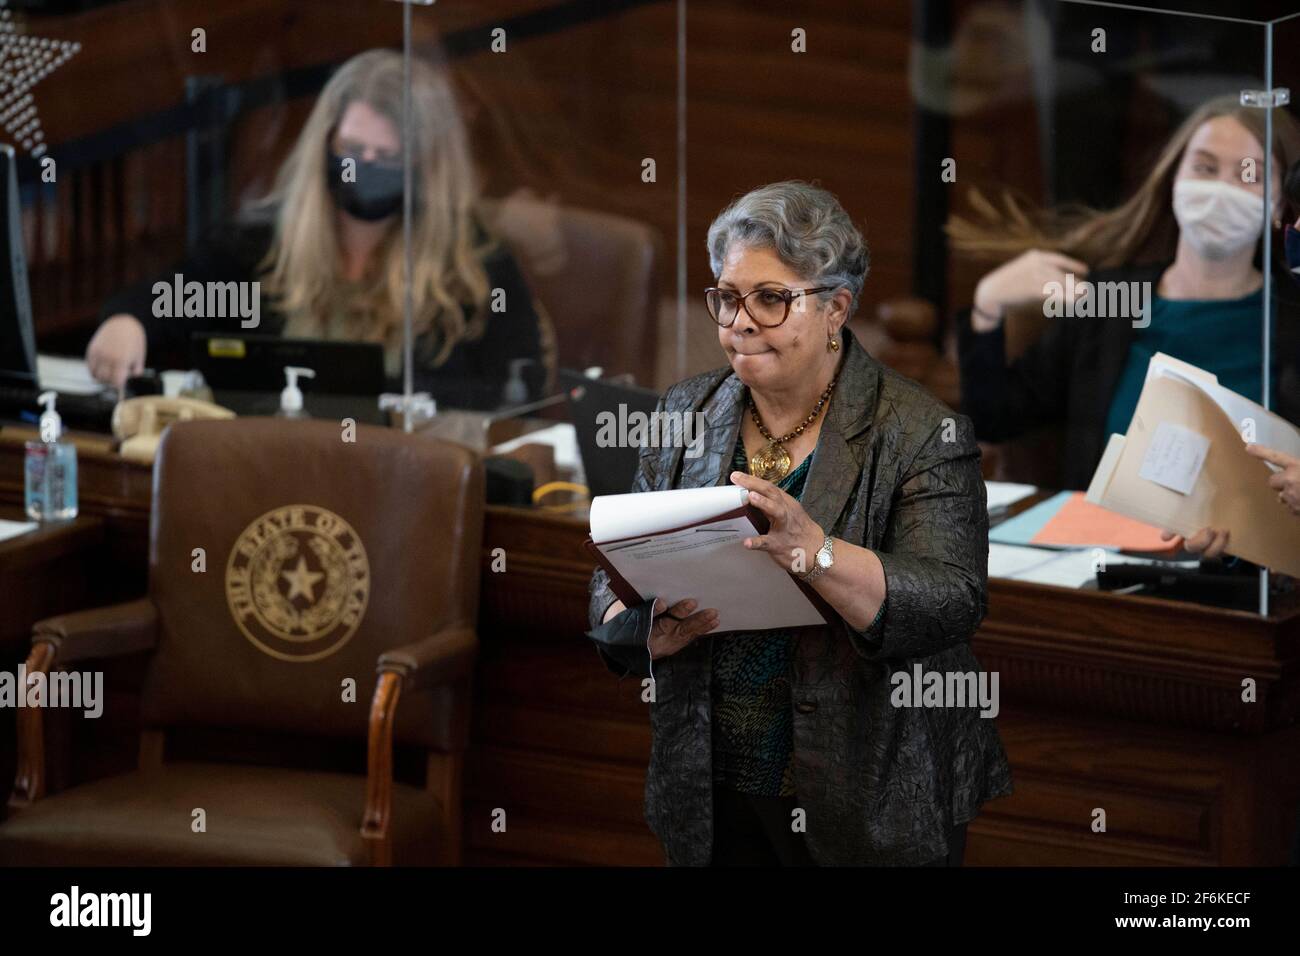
xmin=281 ymin=556 xmax=324 ymax=603
xmin=0 ymin=1 xmax=81 ymax=158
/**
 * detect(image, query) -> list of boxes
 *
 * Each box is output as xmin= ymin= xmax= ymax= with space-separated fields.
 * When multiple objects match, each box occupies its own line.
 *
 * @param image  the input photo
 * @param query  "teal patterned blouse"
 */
xmin=710 ymin=434 xmax=814 ymax=798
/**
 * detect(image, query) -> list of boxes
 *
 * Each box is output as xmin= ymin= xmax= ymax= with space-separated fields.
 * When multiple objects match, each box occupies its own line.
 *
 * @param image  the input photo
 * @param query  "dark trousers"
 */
xmin=710 ymin=787 xmax=968 ymax=866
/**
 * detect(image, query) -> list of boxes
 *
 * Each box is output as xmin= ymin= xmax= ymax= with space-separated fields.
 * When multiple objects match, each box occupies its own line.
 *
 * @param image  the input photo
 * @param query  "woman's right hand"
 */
xmin=972 ymin=249 xmax=1090 ymax=332
xmin=85 ymin=314 xmax=147 ymax=388
xmin=603 ymin=596 xmax=719 ymax=659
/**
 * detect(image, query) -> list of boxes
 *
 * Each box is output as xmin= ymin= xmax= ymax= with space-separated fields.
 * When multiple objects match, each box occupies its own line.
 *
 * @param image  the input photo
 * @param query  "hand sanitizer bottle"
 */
xmin=502 ymin=358 xmax=531 ymax=407
xmin=277 ymin=366 xmax=315 ymax=419
xmin=25 ymin=391 xmax=78 ymax=521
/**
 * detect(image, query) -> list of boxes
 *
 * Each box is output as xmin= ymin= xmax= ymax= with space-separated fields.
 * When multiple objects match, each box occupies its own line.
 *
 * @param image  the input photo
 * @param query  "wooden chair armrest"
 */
xmin=362 ymin=627 xmax=477 ymax=864
xmin=361 ymin=672 xmax=402 ymax=865
xmin=9 ymin=642 xmax=55 ymax=810
xmin=9 ymin=600 xmax=160 ymax=811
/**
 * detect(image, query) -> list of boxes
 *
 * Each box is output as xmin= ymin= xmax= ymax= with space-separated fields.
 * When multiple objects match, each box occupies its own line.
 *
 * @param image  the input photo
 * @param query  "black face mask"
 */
xmin=326 ymin=150 xmax=405 ymax=222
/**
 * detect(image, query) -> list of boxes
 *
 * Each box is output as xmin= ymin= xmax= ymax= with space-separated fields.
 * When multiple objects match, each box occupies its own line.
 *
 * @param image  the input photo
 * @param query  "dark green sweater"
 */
xmin=709 ymin=435 xmax=814 ymax=797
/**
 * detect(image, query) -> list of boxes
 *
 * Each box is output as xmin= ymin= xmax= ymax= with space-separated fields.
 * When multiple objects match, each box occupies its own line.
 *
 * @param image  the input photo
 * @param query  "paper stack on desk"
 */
xmin=985 ymin=480 xmax=1036 ymax=514
xmin=586 ymin=485 xmax=831 ymax=634
xmin=37 ymin=354 xmax=107 ymax=396
xmin=0 ymin=518 xmax=37 ymax=544
xmin=1086 ymin=353 xmax=1300 ymax=577
xmin=990 ymin=490 xmax=1177 ymax=553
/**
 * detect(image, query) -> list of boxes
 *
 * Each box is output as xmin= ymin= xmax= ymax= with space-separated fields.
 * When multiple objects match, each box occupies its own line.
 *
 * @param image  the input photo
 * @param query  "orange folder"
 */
xmin=1031 ymin=492 xmax=1179 ymax=553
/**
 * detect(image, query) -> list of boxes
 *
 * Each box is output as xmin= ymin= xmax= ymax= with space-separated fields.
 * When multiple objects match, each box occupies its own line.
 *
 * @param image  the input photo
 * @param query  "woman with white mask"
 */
xmin=950 ymin=95 xmax=1300 ymax=507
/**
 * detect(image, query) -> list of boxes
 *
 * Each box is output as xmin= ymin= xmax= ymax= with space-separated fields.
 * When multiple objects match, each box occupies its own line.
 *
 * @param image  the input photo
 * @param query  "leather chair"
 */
xmin=0 ymin=418 xmax=483 ymax=865
xmin=484 ymin=194 xmax=662 ymax=386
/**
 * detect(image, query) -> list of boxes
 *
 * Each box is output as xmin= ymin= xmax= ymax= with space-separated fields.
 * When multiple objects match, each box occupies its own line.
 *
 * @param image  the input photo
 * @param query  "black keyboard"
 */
xmin=0 ymin=384 xmax=117 ymax=433
xmin=1097 ymin=563 xmax=1263 ymax=611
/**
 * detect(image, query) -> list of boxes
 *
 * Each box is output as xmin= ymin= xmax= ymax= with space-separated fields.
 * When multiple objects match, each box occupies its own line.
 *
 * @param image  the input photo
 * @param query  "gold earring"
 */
xmin=827 ymin=333 xmax=840 ymax=353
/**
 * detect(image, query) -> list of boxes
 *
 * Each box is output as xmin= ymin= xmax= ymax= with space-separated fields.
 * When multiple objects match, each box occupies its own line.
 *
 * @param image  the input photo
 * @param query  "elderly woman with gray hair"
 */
xmin=586 ymin=181 xmax=1012 ymax=866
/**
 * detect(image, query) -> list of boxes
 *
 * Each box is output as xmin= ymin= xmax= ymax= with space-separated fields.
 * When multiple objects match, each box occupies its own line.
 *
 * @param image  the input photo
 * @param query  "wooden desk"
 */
xmin=477 ymin=506 xmax=1300 ymax=866
xmin=0 ymin=428 xmax=150 ymax=600
xmin=0 ymin=509 xmax=107 ymax=824
xmin=0 ymin=511 xmax=106 ymax=649
xmin=3 ymin=424 xmax=1299 ymax=865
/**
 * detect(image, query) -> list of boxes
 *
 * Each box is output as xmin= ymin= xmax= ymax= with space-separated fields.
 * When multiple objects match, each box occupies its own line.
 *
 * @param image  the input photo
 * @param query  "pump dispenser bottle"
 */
xmin=24 ymin=391 xmax=78 ymax=521
xmin=502 ymin=358 xmax=531 ymax=407
xmin=277 ymin=366 xmax=315 ymax=419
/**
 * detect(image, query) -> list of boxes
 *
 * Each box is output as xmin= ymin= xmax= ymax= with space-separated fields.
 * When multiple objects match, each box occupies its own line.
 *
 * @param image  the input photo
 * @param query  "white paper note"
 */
xmin=1139 ymin=422 xmax=1209 ymax=495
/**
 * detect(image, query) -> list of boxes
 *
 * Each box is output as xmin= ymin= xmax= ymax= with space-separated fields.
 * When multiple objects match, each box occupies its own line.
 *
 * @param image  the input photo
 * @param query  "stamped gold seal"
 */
xmin=225 ymin=505 xmax=370 ymax=662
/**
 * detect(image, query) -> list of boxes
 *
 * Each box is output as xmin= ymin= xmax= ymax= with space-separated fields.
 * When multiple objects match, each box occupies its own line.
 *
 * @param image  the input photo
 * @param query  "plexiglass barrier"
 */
xmin=10 ymin=0 xmax=1299 ymax=613
xmin=936 ymin=0 xmax=1299 ymax=615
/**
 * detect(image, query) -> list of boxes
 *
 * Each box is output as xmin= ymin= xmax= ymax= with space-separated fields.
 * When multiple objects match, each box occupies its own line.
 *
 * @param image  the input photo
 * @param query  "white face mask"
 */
xmin=1172 ymin=179 xmax=1265 ymax=261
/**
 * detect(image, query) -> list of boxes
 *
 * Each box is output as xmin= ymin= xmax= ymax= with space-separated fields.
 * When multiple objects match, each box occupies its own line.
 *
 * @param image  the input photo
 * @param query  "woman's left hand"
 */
xmin=730 ymin=470 xmax=826 ymax=575
xmin=1161 ymin=526 xmax=1230 ymax=558
xmin=1245 ymin=443 xmax=1300 ymax=515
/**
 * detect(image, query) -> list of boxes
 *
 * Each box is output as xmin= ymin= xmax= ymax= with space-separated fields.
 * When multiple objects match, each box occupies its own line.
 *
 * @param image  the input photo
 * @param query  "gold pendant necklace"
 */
xmin=747 ymin=377 xmax=837 ymax=481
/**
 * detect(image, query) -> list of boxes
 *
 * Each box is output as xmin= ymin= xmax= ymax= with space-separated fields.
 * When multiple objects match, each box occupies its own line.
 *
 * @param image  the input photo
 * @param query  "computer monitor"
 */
xmin=0 ymin=143 xmax=37 ymax=388
xmin=190 ymin=332 xmax=388 ymax=424
xmin=191 ymin=332 xmax=386 ymax=395
xmin=561 ymin=368 xmax=662 ymax=498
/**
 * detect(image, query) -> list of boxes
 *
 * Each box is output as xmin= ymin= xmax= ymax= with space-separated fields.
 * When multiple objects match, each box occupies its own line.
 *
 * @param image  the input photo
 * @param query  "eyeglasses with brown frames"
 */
xmin=704 ymin=286 xmax=838 ymax=328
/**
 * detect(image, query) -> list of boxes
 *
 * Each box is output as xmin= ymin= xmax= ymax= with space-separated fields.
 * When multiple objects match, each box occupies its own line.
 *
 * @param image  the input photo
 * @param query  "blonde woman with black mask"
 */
xmin=86 ymin=49 xmax=549 ymax=411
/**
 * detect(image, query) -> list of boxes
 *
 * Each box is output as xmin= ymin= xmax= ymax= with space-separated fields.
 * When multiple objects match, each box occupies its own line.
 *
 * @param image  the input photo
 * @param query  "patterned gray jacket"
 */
xmin=587 ymin=327 xmax=1013 ymax=865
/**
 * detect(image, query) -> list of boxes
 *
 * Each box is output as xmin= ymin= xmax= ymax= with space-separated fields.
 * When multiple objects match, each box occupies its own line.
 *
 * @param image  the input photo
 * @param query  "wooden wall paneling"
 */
xmin=684 ymin=1 xmax=916 ymax=316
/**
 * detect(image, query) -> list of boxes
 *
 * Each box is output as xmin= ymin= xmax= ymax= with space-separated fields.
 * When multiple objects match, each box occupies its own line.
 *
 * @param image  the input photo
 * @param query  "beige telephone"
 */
xmin=112 ymin=396 xmax=234 ymax=464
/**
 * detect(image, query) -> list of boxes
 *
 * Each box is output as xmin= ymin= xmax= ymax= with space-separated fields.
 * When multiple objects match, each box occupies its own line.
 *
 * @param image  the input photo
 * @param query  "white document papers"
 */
xmin=1138 ymin=422 xmax=1209 ymax=495
xmin=1087 ymin=352 xmax=1300 ymax=576
xmin=0 ymin=519 xmax=37 ymax=543
xmin=589 ymin=485 xmax=827 ymax=634
xmin=491 ymin=423 xmax=582 ymax=473
xmin=591 ymin=485 xmax=747 ymax=543
xmin=988 ymin=541 xmax=1197 ymax=589
xmin=987 ymin=543 xmax=1060 ymax=579
xmin=1010 ymin=549 xmax=1129 ymax=589
xmin=37 ymin=354 xmax=106 ymax=396
xmin=985 ymin=481 xmax=1036 ymax=513
xmin=1147 ymin=352 xmax=1300 ymax=464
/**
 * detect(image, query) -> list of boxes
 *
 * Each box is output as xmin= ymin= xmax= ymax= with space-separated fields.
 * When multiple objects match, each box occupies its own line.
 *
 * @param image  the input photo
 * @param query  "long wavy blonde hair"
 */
xmin=254 ymin=49 xmax=493 ymax=365
xmin=947 ymin=95 xmax=1300 ymax=269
